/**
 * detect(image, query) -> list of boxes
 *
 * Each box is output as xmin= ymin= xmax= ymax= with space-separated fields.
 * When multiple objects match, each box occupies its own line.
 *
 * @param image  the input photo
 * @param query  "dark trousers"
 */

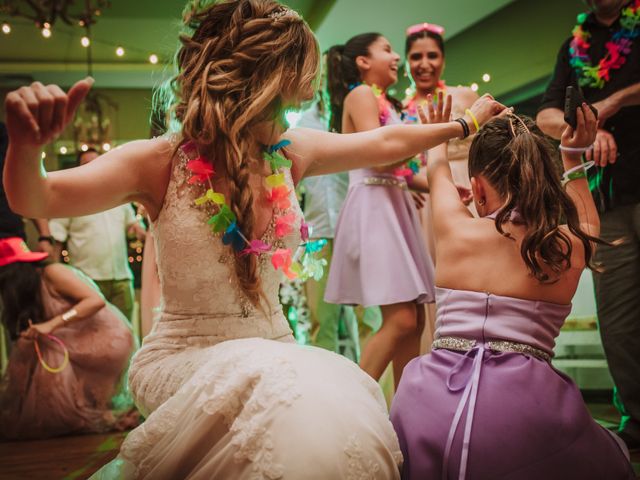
xmin=594 ymin=202 xmax=640 ymax=439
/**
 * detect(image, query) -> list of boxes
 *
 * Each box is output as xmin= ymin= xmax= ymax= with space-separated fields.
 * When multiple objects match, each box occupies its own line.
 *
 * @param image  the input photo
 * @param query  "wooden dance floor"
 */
xmin=1 ymin=404 xmax=639 ymax=479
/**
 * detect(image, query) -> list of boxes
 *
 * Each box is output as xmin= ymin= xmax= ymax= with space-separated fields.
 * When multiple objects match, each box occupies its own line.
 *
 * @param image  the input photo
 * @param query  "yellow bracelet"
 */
xmin=465 ymin=109 xmax=480 ymax=133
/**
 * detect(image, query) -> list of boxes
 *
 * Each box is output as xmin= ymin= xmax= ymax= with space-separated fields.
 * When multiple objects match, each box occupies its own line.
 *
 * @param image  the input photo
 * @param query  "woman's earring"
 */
xmin=478 ymin=198 xmax=486 ymax=206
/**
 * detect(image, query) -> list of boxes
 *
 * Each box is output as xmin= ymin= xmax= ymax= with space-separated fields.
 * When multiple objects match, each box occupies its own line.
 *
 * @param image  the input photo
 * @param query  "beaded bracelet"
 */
xmin=561 ymin=160 xmax=595 ymax=187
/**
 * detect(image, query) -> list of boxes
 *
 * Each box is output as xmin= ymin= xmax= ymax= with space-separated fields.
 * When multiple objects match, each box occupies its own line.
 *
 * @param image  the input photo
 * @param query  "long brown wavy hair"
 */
xmin=169 ymin=0 xmax=319 ymax=306
xmin=468 ymin=114 xmax=606 ymax=283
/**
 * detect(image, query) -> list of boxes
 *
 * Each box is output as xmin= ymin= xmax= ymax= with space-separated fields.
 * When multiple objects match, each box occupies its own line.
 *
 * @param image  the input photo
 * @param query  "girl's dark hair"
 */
xmin=468 ymin=114 xmax=606 ymax=282
xmin=405 ymin=29 xmax=444 ymax=57
xmin=326 ymin=32 xmax=402 ymax=133
xmin=0 ymin=262 xmax=45 ymax=340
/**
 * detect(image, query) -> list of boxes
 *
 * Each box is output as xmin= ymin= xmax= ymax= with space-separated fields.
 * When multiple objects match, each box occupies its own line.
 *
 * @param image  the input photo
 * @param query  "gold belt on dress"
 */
xmin=432 ymin=336 xmax=551 ymax=363
xmin=363 ymin=176 xmax=408 ymax=190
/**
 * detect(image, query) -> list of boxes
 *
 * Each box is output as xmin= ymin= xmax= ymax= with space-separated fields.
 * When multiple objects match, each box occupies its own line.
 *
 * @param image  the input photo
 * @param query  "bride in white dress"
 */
xmin=3 ymin=1 xmax=504 ymax=477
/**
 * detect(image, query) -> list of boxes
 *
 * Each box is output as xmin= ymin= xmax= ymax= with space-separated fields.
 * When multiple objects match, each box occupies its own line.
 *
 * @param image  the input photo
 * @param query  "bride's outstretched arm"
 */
xmin=4 ymin=79 xmax=170 ymax=220
xmin=286 ymin=94 xmax=505 ymax=179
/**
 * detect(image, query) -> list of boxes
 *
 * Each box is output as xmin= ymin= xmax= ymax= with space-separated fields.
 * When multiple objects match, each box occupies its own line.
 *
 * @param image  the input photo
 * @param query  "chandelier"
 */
xmin=0 ymin=1 xmax=111 ymax=33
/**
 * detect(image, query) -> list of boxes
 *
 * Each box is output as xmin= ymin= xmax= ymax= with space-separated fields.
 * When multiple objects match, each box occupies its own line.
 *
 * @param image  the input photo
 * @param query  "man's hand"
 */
xmin=37 ymin=239 xmax=55 ymax=256
xmin=128 ymin=223 xmax=147 ymax=241
xmin=585 ymin=128 xmax=618 ymax=167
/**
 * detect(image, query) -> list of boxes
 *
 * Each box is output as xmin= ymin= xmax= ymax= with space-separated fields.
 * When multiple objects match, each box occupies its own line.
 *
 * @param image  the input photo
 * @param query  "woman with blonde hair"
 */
xmin=4 ymin=1 xmax=503 ymax=477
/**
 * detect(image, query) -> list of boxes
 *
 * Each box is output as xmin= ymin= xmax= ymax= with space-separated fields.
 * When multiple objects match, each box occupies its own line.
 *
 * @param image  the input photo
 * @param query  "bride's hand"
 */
xmin=4 ymin=77 xmax=93 ymax=147
xmin=417 ymin=91 xmax=452 ymax=125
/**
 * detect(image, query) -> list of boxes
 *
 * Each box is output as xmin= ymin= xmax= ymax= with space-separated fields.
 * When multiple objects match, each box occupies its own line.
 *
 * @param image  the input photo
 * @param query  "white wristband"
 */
xmin=559 ymin=144 xmax=594 ymax=153
xmin=61 ymin=308 xmax=78 ymax=322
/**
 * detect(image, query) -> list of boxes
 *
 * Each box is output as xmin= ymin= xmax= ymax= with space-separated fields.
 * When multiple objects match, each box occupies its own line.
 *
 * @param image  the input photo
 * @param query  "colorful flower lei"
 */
xmin=398 ymin=82 xmax=447 ymax=176
xmin=182 ymin=140 xmax=327 ymax=281
xmin=569 ymin=0 xmax=640 ymax=89
xmin=348 ymin=82 xmax=421 ymax=178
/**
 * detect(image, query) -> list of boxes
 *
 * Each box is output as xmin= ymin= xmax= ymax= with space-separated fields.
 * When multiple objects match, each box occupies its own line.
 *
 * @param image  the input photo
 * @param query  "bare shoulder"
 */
xmin=344 ymin=84 xmax=378 ymax=109
xmin=117 ymin=136 xmax=174 ymax=169
xmin=437 ymin=216 xmax=488 ymax=251
xmin=43 ymin=263 xmax=103 ymax=300
xmin=42 ymin=263 xmax=79 ymax=288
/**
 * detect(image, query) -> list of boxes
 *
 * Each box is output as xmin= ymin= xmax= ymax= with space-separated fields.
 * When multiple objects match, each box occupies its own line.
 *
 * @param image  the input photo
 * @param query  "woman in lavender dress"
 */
xmin=324 ymin=33 xmax=435 ymax=387
xmin=390 ymin=99 xmax=634 ymax=478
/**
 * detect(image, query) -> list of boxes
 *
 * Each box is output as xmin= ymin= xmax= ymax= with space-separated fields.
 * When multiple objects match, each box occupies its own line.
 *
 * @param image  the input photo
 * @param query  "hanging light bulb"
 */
xmin=1 ymin=22 xmax=11 ymax=34
xmin=116 ymin=46 xmax=125 ymax=57
xmin=102 ymin=142 xmax=111 ymax=151
xmin=41 ymin=152 xmax=46 ymax=159
xmin=81 ymin=144 xmax=89 ymax=152
xmin=470 ymin=83 xmax=479 ymax=92
xmin=149 ymin=54 xmax=158 ymax=64
xmin=59 ymin=146 xmax=68 ymax=154
xmin=482 ymin=73 xmax=491 ymax=83
xmin=81 ymin=36 xmax=90 ymax=47
xmin=41 ymin=27 xmax=52 ymax=38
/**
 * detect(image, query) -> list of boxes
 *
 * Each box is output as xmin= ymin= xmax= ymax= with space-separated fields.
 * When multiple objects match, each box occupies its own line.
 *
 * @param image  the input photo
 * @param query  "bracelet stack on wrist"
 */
xmin=38 ymin=235 xmax=55 ymax=244
xmin=561 ymin=160 xmax=595 ymax=187
xmin=454 ymin=118 xmax=470 ymax=139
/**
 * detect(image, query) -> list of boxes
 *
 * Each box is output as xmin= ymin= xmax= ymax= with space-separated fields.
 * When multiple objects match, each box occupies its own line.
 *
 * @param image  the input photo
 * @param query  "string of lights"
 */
xmin=0 ymin=17 xmax=163 ymax=65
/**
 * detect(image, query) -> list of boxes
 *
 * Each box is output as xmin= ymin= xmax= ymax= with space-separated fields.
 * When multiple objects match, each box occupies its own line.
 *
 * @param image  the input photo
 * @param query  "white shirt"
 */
xmin=297 ymin=106 xmax=349 ymax=239
xmin=50 ymin=204 xmax=138 ymax=281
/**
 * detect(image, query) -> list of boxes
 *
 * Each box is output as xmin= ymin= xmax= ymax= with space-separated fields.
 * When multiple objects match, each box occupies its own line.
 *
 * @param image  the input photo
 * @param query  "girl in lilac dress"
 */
xmin=0 ymin=237 xmax=137 ymax=439
xmin=390 ymin=99 xmax=634 ymax=479
xmin=325 ymin=33 xmax=434 ymax=387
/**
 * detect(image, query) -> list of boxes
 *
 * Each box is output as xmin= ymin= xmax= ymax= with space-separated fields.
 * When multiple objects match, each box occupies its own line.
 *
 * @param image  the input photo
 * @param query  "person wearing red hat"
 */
xmin=0 ymin=237 xmax=138 ymax=439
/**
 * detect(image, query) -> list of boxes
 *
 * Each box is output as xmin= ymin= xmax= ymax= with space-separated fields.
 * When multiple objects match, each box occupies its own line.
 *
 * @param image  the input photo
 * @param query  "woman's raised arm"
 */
xmin=288 ymin=94 xmax=505 ymax=179
xmin=3 ymin=79 xmax=171 ymax=219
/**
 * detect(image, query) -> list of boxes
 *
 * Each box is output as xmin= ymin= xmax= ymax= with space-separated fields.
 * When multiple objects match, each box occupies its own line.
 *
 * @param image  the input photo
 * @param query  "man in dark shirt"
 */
xmin=538 ymin=0 xmax=640 ymax=451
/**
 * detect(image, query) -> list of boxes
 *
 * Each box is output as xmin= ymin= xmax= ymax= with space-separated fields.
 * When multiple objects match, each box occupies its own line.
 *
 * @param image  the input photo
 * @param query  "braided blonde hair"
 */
xmin=172 ymin=0 xmax=319 ymax=306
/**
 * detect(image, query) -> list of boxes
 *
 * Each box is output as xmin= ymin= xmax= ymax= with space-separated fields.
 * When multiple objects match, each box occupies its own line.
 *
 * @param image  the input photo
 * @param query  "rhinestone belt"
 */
xmin=432 ymin=336 xmax=551 ymax=363
xmin=363 ymin=176 xmax=408 ymax=190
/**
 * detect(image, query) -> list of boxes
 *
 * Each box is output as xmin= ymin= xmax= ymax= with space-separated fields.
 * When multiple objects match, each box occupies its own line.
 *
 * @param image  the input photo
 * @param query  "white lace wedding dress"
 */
xmin=92 ymin=138 xmax=402 ymax=479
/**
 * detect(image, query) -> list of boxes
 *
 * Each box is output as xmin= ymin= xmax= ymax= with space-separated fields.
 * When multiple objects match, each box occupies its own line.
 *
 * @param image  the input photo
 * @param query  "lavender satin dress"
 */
xmin=325 ymin=109 xmax=434 ymax=307
xmin=390 ymin=287 xmax=634 ymax=480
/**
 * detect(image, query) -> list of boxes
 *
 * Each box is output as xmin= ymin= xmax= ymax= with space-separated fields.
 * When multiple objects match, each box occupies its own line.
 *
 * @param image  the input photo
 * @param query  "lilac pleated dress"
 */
xmin=390 ymin=287 xmax=634 ymax=480
xmin=324 ymin=109 xmax=434 ymax=307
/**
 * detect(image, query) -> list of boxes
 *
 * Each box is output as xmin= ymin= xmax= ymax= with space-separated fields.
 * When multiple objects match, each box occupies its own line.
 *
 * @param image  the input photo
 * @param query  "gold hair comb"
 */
xmin=268 ymin=7 xmax=300 ymax=20
xmin=507 ymin=113 xmax=530 ymax=137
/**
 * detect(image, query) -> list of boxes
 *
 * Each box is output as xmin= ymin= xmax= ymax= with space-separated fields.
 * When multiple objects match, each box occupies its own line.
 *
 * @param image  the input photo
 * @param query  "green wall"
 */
xmin=443 ymin=0 xmax=584 ymax=100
